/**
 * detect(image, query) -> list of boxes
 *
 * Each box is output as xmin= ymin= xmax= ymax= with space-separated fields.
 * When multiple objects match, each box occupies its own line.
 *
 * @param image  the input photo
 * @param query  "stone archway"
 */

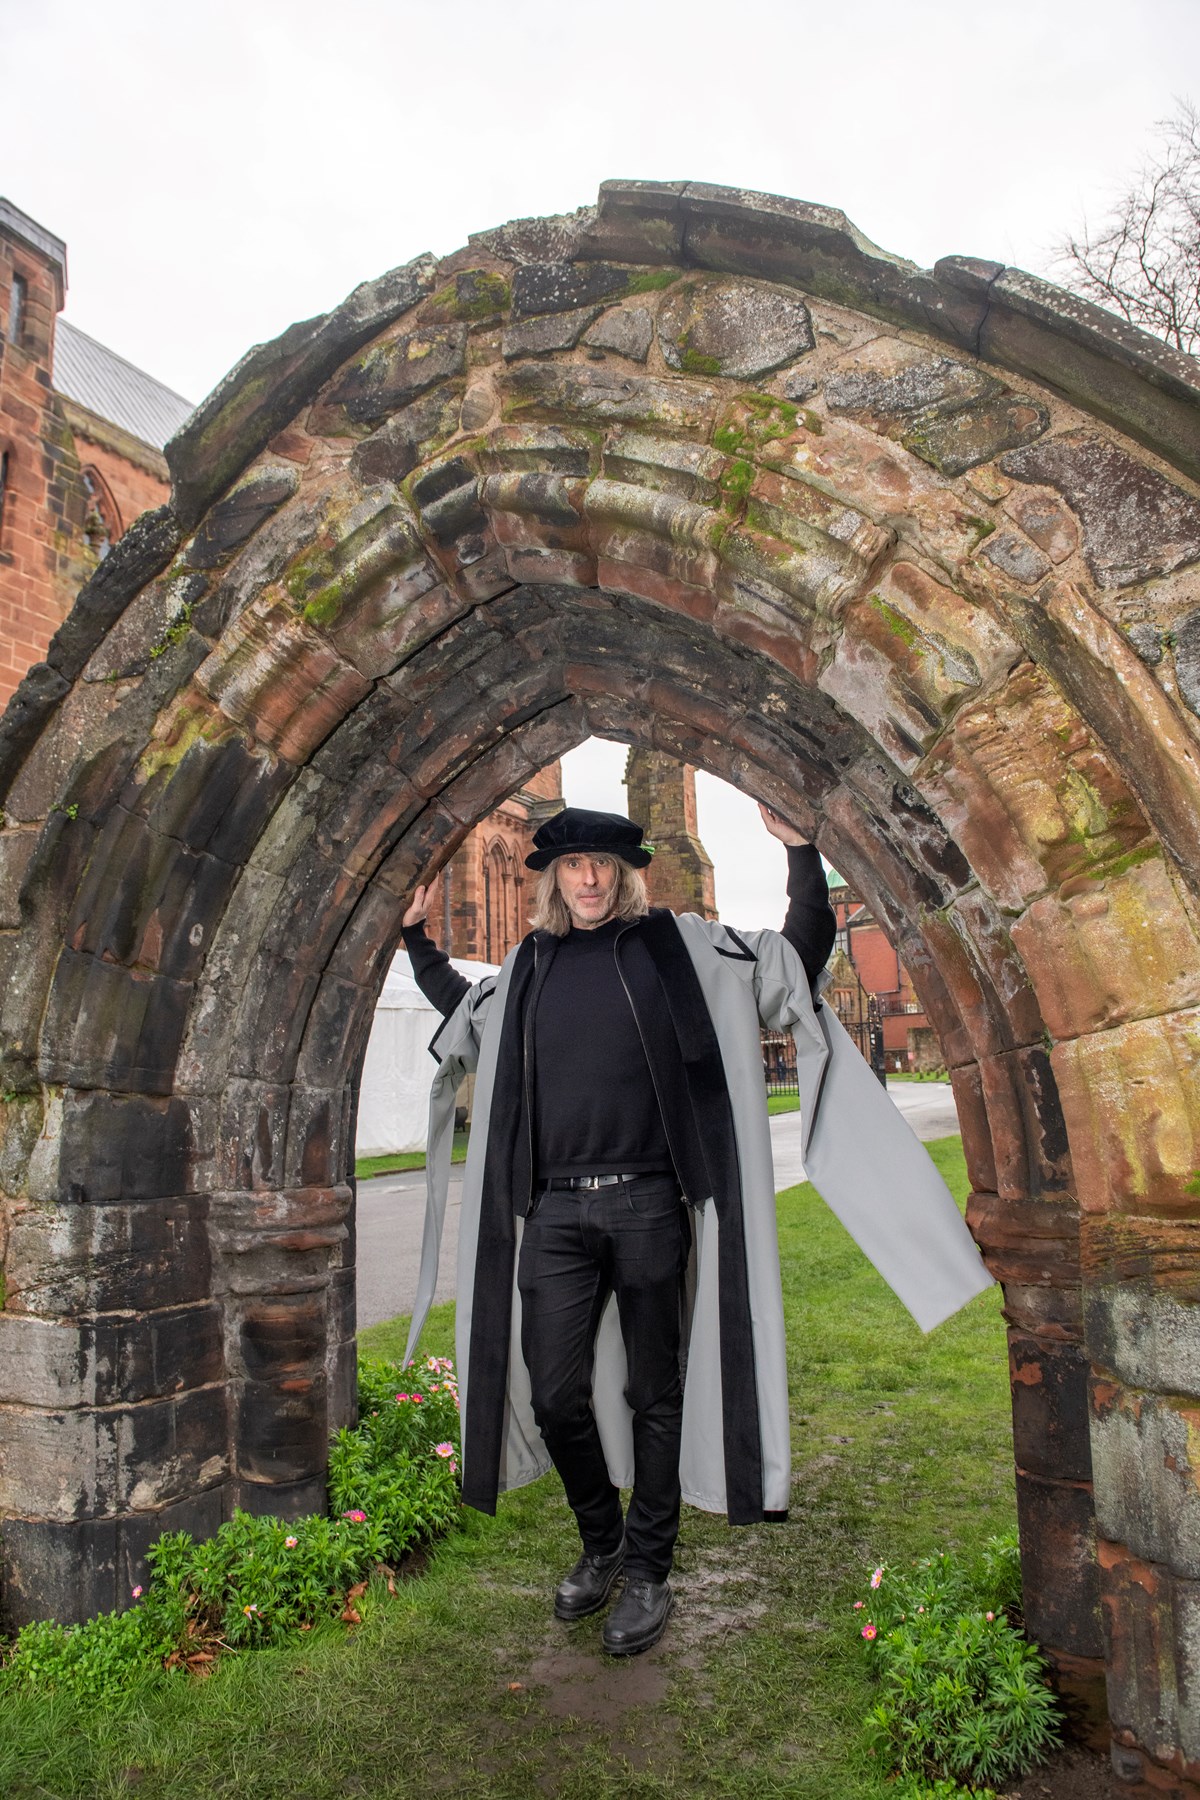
xmin=1 ymin=180 xmax=1199 ymax=1790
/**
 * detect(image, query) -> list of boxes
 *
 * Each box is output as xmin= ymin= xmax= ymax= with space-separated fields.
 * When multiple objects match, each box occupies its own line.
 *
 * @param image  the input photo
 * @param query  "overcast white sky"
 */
xmin=5 ymin=0 xmax=1197 ymax=923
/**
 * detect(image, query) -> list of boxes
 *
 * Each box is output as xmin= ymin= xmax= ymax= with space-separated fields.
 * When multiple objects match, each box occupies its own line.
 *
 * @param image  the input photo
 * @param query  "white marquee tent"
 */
xmin=356 ymin=950 xmax=500 ymax=1156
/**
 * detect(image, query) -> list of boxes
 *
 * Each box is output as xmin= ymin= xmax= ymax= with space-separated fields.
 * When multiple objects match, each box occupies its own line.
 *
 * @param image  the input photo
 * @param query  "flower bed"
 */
xmin=854 ymin=1533 xmax=1062 ymax=1795
xmin=0 ymin=1355 xmax=463 ymax=1702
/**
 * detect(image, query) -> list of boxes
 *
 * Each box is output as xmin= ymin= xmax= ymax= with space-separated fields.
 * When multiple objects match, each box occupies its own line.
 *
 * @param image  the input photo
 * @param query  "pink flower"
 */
xmin=917 ymin=1606 xmax=925 ymax=1614
xmin=861 ymin=1623 xmax=877 ymax=1641
xmin=435 ymin=1441 xmax=454 ymax=1458
xmin=870 ymin=1566 xmax=884 ymax=1589
xmin=131 ymin=1585 xmax=143 ymax=1599
xmin=449 ymin=1459 xmax=458 ymax=1474
xmin=342 ymin=1509 xmax=367 ymax=1524
xmin=411 ymin=1394 xmax=423 ymax=1404
xmin=395 ymin=1393 xmax=409 ymax=1404
xmin=853 ymin=1600 xmax=864 ymax=1610
xmin=430 ymin=1384 xmax=439 ymax=1391
xmin=986 ymin=1611 xmax=995 ymax=1621
xmin=243 ymin=1603 xmax=259 ymax=1616
xmin=285 ymin=1535 xmax=298 ymax=1549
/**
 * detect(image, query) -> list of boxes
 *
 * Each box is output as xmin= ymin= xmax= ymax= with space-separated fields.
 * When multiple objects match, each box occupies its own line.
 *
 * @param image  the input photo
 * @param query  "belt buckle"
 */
xmin=580 ymin=1175 xmax=604 ymax=1191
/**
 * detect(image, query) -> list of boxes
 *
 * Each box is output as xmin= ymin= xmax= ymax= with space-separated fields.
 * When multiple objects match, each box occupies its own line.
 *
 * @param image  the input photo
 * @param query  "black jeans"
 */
xmin=517 ymin=1175 xmax=688 ymax=1583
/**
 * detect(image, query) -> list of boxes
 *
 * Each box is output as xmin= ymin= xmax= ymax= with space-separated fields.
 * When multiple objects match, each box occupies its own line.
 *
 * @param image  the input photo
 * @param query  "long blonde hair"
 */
xmin=528 ymin=856 xmax=650 ymax=937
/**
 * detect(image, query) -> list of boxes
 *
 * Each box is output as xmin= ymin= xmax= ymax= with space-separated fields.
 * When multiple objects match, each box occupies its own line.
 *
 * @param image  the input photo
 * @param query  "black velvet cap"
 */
xmin=525 ymin=806 xmax=654 ymax=871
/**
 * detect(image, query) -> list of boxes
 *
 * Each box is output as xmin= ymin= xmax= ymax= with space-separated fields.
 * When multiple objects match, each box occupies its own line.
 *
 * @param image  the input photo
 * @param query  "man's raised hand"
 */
xmin=403 ymin=884 xmax=431 ymax=930
xmin=757 ymin=802 xmax=810 ymax=849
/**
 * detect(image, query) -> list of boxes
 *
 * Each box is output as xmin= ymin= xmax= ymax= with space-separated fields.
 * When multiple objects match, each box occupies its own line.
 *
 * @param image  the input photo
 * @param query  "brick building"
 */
xmin=0 ymin=198 xmax=192 ymax=708
xmin=828 ymin=878 xmax=933 ymax=1071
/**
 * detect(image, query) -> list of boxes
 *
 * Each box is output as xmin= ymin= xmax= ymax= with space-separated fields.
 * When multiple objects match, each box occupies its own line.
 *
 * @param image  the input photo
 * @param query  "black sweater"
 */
xmin=403 ymin=844 xmax=835 ymax=1179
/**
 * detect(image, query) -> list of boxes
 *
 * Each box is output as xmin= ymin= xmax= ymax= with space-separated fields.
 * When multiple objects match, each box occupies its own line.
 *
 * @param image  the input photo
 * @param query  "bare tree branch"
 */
xmin=1055 ymin=99 xmax=1200 ymax=355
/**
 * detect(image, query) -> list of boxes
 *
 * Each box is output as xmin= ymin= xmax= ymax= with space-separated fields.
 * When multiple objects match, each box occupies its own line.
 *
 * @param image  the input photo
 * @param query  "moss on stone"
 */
xmin=868 ymin=593 xmax=919 ymax=650
xmin=719 ymin=458 xmax=756 ymax=511
xmin=623 ymin=269 xmax=680 ymax=295
xmin=1091 ymin=843 xmax=1161 ymax=883
xmin=965 ymin=516 xmax=996 ymax=551
xmin=148 ymin=603 xmax=194 ymax=661
xmin=303 ymin=580 xmax=348 ymax=629
xmin=681 ymin=345 xmax=723 ymax=377
xmin=713 ymin=423 xmax=746 ymax=457
xmin=429 ymin=271 xmax=511 ymax=322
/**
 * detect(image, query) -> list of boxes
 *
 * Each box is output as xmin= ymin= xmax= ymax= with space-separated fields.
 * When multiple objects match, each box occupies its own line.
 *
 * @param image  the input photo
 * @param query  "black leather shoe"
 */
xmin=601 ymin=1577 xmax=673 ymax=1655
xmin=553 ymin=1540 xmax=625 ymax=1620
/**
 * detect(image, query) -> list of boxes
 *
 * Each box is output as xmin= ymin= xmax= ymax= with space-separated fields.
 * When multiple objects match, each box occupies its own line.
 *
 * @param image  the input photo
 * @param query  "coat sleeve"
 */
xmin=698 ymin=921 xmax=994 ymax=1334
xmin=403 ymin=979 xmax=494 ymax=1364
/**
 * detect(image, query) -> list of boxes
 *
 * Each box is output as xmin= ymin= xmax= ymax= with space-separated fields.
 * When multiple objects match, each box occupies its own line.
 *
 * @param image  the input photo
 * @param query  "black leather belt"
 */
xmin=539 ymin=1172 xmax=662 ymax=1192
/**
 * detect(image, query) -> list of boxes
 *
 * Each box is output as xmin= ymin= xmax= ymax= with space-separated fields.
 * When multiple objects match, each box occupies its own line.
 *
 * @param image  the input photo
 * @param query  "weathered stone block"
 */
xmin=1015 ymin=580 xmax=1200 ymax=906
xmin=54 ymin=1091 xmax=194 ymax=1203
xmin=315 ymin=324 xmax=467 ymax=428
xmin=1016 ymin=1469 xmax=1103 ymax=1657
xmin=1053 ymin=1009 xmax=1200 ymax=1217
xmin=601 ymin=430 xmax=723 ymax=502
xmin=1092 ymin=1381 xmax=1200 ymax=1576
xmin=1086 ymin=1285 xmax=1200 ymax=1401
xmin=115 ymin=1384 xmax=228 ymax=1511
xmin=502 ymin=361 xmax=718 ymax=434
xmin=826 ymin=341 xmax=1000 ymax=420
xmin=918 ymin=661 xmax=1151 ymax=911
xmin=968 ymin=1191 xmax=1082 ymax=1305
xmin=216 ymin=1079 xmax=291 ymax=1192
xmin=510 ymin=261 xmax=630 ymax=318
xmin=1001 ymin=432 xmax=1200 ymax=589
xmin=0 ymin=1400 xmax=119 ymax=1515
xmin=234 ymin=1372 xmax=328 ymax=1485
xmin=194 ymin=592 xmax=372 ymax=766
xmin=38 ymin=948 xmax=191 ymax=1096
xmin=184 ymin=467 xmax=300 ymax=570
xmin=0 ymin=826 xmax=40 ymax=928
xmin=1012 ymin=853 xmax=1200 ymax=1041
xmin=1010 ymin=1331 xmax=1093 ymax=1482
xmin=583 ymin=305 xmax=654 ymax=362
xmin=223 ymin=951 xmax=320 ymax=1085
xmin=3 ymin=1196 xmax=211 ymax=1318
xmin=227 ymin=1291 xmax=328 ymax=1382
xmin=904 ymin=396 xmax=1049 ymax=477
xmin=980 ymin=528 xmax=1053 ymax=586
xmin=478 ymin=425 xmax=598 ymax=478
xmin=1 ymin=1515 xmax=119 ymax=1628
xmin=128 ymin=728 xmax=295 ymax=867
xmin=658 ymin=276 xmax=814 ymax=378
xmin=977 ymin=1043 xmax=1072 ymax=1201
xmin=228 ymin=1471 xmax=328 ymax=1520
xmin=1099 ymin=1539 xmax=1200 ymax=1768
xmin=502 ymin=306 xmax=602 ymax=359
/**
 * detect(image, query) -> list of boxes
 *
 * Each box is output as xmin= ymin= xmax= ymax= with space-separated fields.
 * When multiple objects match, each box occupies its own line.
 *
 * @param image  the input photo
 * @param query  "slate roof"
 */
xmin=53 ymin=319 xmax=193 ymax=450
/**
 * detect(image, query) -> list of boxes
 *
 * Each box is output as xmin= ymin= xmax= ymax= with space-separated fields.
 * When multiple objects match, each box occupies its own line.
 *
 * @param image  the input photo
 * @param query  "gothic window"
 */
xmin=484 ymin=841 xmax=517 ymax=963
xmin=81 ymin=468 xmax=121 ymax=560
xmin=7 ymin=273 xmax=26 ymax=346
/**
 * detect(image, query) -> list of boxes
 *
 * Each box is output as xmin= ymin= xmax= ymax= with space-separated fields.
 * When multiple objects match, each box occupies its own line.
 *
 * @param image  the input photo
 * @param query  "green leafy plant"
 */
xmin=855 ymin=1534 xmax=1060 ymax=1791
xmin=0 ymin=1353 xmax=462 ymax=1698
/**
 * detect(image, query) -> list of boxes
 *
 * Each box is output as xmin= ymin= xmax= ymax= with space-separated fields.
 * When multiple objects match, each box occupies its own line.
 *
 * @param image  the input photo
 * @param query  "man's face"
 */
xmin=555 ymin=853 xmax=619 ymax=930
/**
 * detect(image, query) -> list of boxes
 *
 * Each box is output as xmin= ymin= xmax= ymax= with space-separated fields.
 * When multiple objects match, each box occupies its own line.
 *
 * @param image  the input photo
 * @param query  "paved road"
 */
xmin=355 ymin=1079 xmax=960 ymax=1331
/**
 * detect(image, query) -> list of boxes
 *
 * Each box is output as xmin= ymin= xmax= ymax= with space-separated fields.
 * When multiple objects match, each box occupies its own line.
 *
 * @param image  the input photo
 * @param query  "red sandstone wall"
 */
xmin=0 ymin=238 xmax=89 ymax=709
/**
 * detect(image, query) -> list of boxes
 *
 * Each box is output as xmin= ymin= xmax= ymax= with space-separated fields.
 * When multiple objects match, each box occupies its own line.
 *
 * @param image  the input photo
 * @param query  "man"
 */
xmin=400 ymin=803 xmax=992 ymax=1657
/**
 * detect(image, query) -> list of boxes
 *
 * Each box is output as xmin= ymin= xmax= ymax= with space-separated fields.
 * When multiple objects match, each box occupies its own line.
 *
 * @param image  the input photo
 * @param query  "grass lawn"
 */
xmin=355 ymin=1131 xmax=469 ymax=1179
xmin=1 ymin=1137 xmax=1015 ymax=1799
